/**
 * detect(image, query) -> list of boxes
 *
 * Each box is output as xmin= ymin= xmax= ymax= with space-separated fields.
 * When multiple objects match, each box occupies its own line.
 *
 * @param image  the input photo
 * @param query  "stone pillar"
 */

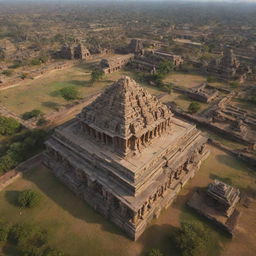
xmin=132 ymin=212 xmax=138 ymax=225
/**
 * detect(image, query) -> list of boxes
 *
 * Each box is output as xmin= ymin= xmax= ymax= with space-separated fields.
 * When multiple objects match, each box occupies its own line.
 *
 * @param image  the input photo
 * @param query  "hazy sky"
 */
xmin=1 ymin=0 xmax=256 ymax=2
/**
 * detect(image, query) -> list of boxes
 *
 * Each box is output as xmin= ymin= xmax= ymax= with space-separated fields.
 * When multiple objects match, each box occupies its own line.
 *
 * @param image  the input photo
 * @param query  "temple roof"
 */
xmin=79 ymin=76 xmax=173 ymax=138
xmin=207 ymin=179 xmax=240 ymax=206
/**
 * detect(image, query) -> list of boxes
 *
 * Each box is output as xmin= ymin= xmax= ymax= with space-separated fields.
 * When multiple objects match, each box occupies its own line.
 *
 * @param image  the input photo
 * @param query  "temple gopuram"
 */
xmin=206 ymin=46 xmax=251 ymax=83
xmin=44 ymin=76 xmax=209 ymax=240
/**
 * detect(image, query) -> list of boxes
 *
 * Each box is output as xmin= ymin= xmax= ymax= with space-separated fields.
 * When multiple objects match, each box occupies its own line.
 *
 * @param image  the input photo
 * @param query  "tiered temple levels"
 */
xmin=44 ymin=76 xmax=209 ymax=240
xmin=207 ymin=180 xmax=240 ymax=217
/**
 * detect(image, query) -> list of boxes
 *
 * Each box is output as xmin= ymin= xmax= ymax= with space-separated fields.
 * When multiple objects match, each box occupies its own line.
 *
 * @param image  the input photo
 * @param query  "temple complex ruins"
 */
xmin=44 ymin=76 xmax=209 ymax=240
xmin=188 ymin=180 xmax=240 ymax=235
xmin=186 ymin=82 xmax=219 ymax=103
xmin=130 ymin=50 xmax=183 ymax=73
xmin=118 ymin=39 xmax=144 ymax=55
xmin=0 ymin=39 xmax=17 ymax=60
xmin=57 ymin=43 xmax=91 ymax=60
xmin=206 ymin=46 xmax=251 ymax=83
xmin=100 ymin=54 xmax=134 ymax=74
xmin=203 ymin=96 xmax=256 ymax=145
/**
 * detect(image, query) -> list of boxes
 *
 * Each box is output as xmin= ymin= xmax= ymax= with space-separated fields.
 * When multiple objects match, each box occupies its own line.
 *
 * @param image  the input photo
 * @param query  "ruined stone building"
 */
xmin=207 ymin=180 xmax=240 ymax=217
xmin=130 ymin=50 xmax=183 ymax=73
xmin=58 ymin=43 xmax=91 ymax=60
xmin=44 ymin=76 xmax=209 ymax=240
xmin=206 ymin=46 xmax=251 ymax=83
xmin=202 ymin=95 xmax=256 ymax=146
xmin=118 ymin=39 xmax=144 ymax=55
xmin=0 ymin=39 xmax=16 ymax=60
xmin=100 ymin=54 xmax=134 ymax=74
xmin=188 ymin=180 xmax=240 ymax=235
xmin=186 ymin=83 xmax=219 ymax=103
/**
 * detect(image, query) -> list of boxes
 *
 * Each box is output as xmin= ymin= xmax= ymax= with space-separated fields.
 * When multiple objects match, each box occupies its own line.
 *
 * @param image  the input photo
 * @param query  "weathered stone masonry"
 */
xmin=44 ymin=76 xmax=209 ymax=240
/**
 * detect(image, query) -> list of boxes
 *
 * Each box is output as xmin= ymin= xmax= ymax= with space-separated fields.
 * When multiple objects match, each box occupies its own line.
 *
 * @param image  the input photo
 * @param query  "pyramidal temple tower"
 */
xmin=44 ymin=76 xmax=209 ymax=240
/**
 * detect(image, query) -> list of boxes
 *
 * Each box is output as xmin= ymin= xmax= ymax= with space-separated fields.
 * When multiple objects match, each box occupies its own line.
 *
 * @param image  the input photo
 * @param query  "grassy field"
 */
xmin=163 ymin=73 xmax=207 ymax=89
xmin=163 ymin=72 xmax=227 ymax=89
xmin=0 ymin=64 xmax=162 ymax=117
xmin=160 ymin=92 xmax=209 ymax=112
xmin=0 ymin=146 xmax=255 ymax=256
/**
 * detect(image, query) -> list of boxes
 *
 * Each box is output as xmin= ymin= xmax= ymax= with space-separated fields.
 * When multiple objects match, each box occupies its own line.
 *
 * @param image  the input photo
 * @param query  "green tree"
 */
xmin=59 ymin=87 xmax=79 ymax=101
xmin=174 ymin=222 xmax=209 ymax=256
xmin=164 ymin=82 xmax=173 ymax=94
xmin=0 ymin=221 xmax=9 ymax=242
xmin=158 ymin=60 xmax=173 ymax=75
xmin=9 ymin=223 xmax=48 ymax=255
xmin=188 ymin=102 xmax=201 ymax=114
xmin=147 ymin=248 xmax=164 ymax=256
xmin=0 ymin=116 xmax=21 ymax=135
xmin=90 ymin=69 xmax=104 ymax=85
xmin=17 ymin=190 xmax=41 ymax=208
xmin=206 ymin=76 xmax=216 ymax=83
xmin=2 ymin=69 xmax=13 ymax=76
xmin=0 ymin=154 xmax=18 ymax=175
xmin=22 ymin=109 xmax=43 ymax=120
xmin=43 ymin=248 xmax=67 ymax=256
xmin=230 ymin=81 xmax=239 ymax=88
xmin=20 ymin=73 xmax=28 ymax=80
xmin=250 ymin=96 xmax=256 ymax=105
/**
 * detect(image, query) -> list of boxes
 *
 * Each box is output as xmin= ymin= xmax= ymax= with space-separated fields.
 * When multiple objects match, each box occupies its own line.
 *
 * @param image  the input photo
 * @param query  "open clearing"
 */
xmin=163 ymin=73 xmax=227 ymax=89
xmin=0 ymin=64 xmax=160 ymax=117
xmin=0 ymin=146 xmax=255 ymax=256
xmin=164 ymin=73 xmax=207 ymax=89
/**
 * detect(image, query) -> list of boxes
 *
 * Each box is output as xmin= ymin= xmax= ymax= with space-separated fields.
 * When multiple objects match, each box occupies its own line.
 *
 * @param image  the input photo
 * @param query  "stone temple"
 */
xmin=44 ymin=76 xmax=209 ymax=240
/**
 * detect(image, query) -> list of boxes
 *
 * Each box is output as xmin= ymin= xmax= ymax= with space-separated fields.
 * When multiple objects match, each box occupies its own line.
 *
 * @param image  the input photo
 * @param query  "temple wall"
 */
xmin=44 ymin=139 xmax=208 ymax=240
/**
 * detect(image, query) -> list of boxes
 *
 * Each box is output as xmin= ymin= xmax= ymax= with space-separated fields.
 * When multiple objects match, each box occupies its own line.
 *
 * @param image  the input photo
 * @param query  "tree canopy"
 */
xmin=0 ymin=116 xmax=21 ymax=136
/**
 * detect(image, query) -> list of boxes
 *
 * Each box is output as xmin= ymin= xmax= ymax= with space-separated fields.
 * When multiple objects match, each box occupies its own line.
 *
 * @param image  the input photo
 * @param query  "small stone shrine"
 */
xmin=188 ymin=180 xmax=241 ymax=236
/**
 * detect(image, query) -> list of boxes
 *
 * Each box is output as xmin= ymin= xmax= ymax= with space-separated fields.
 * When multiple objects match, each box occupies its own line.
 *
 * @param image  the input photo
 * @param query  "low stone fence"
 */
xmin=208 ymin=139 xmax=256 ymax=168
xmin=0 ymin=61 xmax=74 ymax=91
xmin=0 ymin=153 xmax=43 ymax=192
xmin=166 ymin=103 xmax=256 ymax=168
xmin=169 ymin=107 xmax=251 ymax=146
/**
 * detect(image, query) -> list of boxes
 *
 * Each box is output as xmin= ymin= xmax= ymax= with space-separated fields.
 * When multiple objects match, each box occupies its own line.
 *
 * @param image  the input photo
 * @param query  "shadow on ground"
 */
xmin=4 ymin=190 xmax=20 ymax=207
xmin=138 ymin=224 xmax=179 ymax=256
xmin=23 ymin=167 xmax=125 ymax=238
xmin=42 ymin=101 xmax=61 ymax=110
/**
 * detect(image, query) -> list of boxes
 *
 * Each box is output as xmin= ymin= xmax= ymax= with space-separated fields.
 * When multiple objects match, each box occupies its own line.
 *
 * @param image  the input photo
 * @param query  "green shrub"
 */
xmin=206 ymin=76 xmax=217 ymax=83
xmin=20 ymin=73 xmax=28 ymax=80
xmin=37 ymin=117 xmax=48 ymax=126
xmin=0 ymin=221 xmax=9 ymax=242
xmin=2 ymin=69 xmax=13 ymax=76
xmin=0 ymin=154 xmax=18 ymax=175
xmin=250 ymin=96 xmax=256 ymax=105
xmin=147 ymin=248 xmax=164 ymax=256
xmin=17 ymin=189 xmax=41 ymax=208
xmin=157 ymin=60 xmax=173 ymax=75
xmin=9 ymin=223 xmax=48 ymax=255
xmin=9 ymin=223 xmax=30 ymax=244
xmin=59 ymin=87 xmax=79 ymax=101
xmin=8 ymin=61 xmax=22 ymax=69
xmin=230 ymin=81 xmax=239 ymax=88
xmin=0 ymin=129 xmax=48 ymax=175
xmin=43 ymin=248 xmax=67 ymax=256
xmin=174 ymin=222 xmax=209 ymax=256
xmin=22 ymin=109 xmax=43 ymax=120
xmin=90 ymin=69 xmax=104 ymax=85
xmin=0 ymin=116 xmax=21 ymax=135
xmin=30 ymin=58 xmax=42 ymax=66
xmin=188 ymin=102 xmax=201 ymax=114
